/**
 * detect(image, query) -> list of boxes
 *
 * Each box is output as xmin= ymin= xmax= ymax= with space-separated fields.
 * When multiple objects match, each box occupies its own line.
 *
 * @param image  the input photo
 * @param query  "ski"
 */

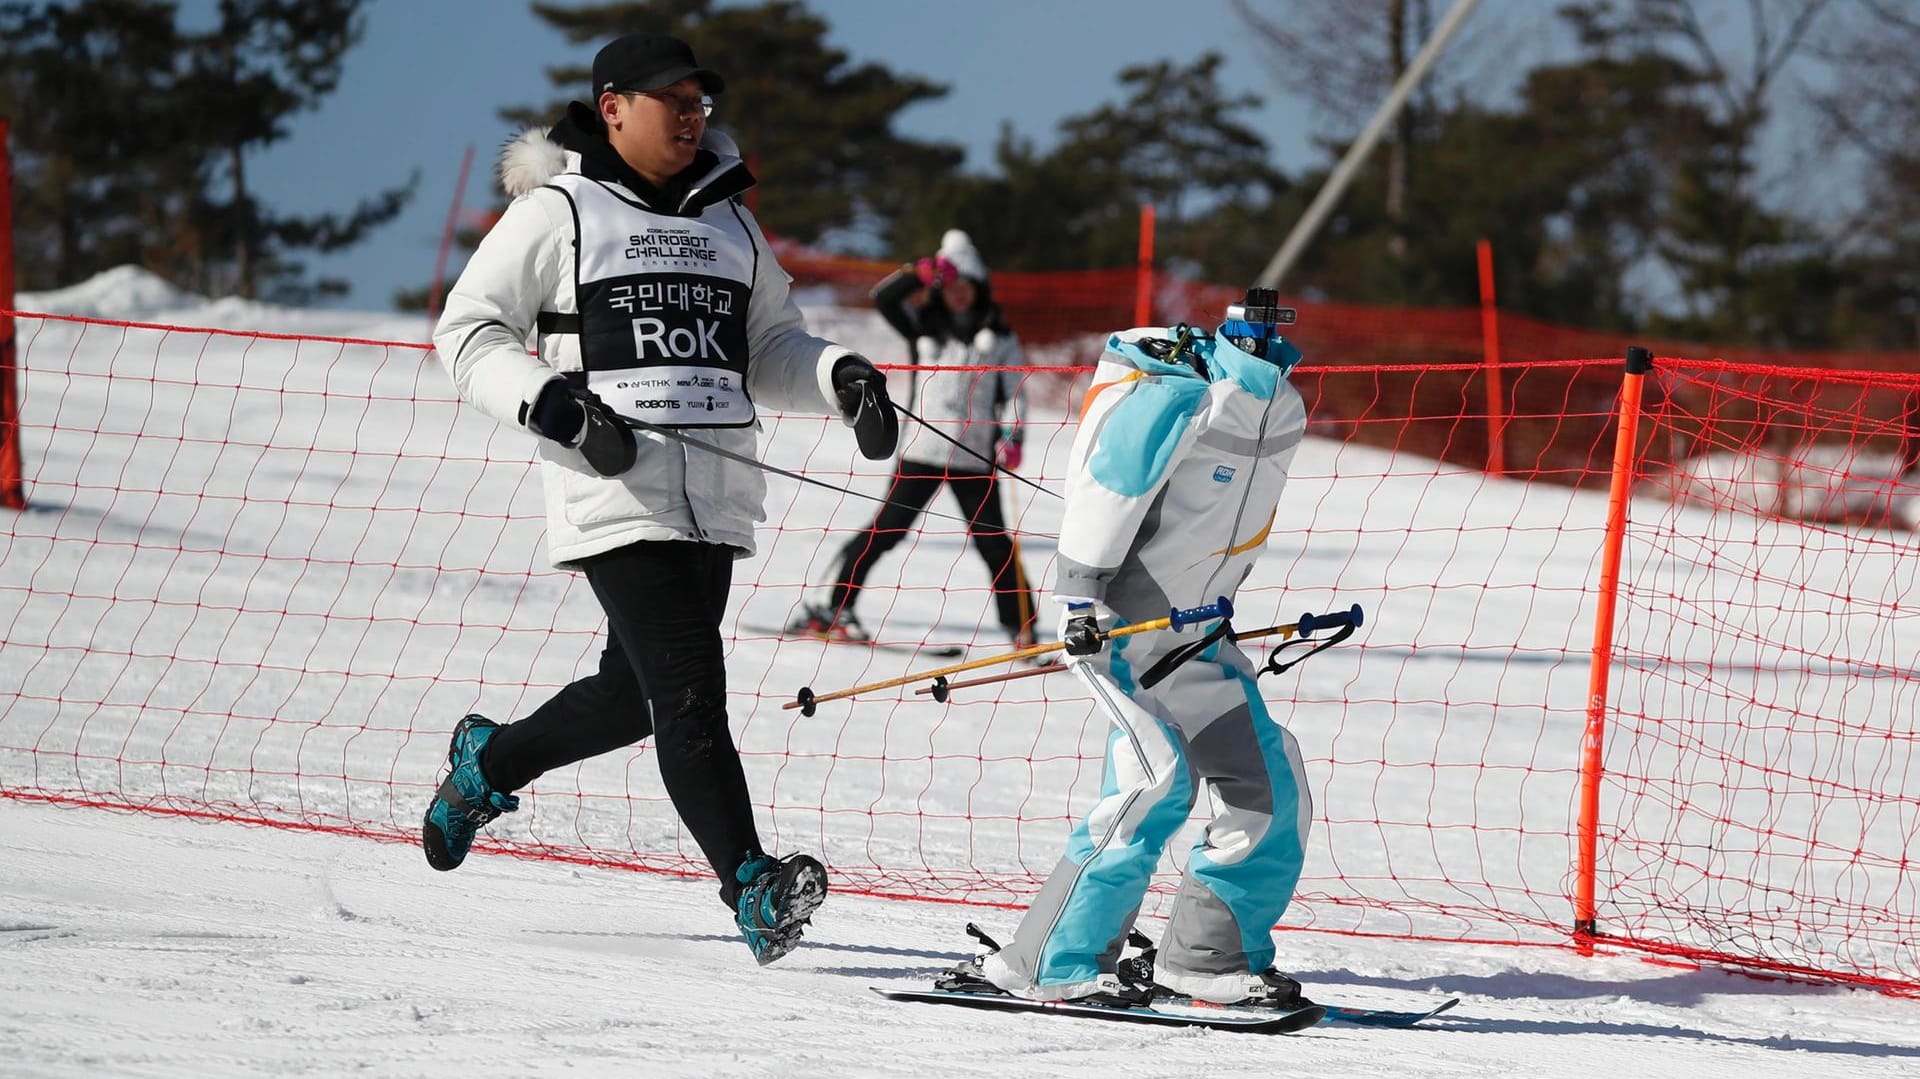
xmin=1096 ymin=927 xmax=1458 ymax=1030
xmin=1319 ymin=997 xmax=1460 ymax=1028
xmin=871 ymin=986 xmax=1326 ymax=1034
xmin=739 ymin=623 xmax=964 ymax=659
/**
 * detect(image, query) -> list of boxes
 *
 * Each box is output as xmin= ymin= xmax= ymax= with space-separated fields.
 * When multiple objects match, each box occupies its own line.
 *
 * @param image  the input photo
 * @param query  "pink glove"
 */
xmin=998 ymin=440 xmax=1023 ymax=471
xmin=914 ymin=258 xmax=939 ymax=286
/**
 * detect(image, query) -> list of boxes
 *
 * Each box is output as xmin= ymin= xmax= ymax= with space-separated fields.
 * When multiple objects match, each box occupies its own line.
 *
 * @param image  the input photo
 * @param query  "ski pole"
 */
xmin=1293 ymin=603 xmax=1364 ymax=636
xmin=916 ymin=662 xmax=1069 ymax=702
xmin=912 ymin=605 xmax=1365 ymax=703
xmin=1260 ymin=603 xmax=1365 ymax=676
xmin=786 ymin=597 xmax=1233 ymax=716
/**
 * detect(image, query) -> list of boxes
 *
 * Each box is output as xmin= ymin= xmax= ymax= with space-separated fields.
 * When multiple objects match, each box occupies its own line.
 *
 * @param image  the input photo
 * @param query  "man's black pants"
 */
xmin=481 ymin=540 xmax=760 ymax=905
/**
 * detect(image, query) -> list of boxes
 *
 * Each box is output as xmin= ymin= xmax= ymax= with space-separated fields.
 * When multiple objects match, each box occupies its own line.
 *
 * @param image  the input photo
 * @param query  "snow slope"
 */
xmin=4 ymin=270 xmax=1919 ymax=1076
xmin=8 ymin=801 xmax=1920 ymax=1077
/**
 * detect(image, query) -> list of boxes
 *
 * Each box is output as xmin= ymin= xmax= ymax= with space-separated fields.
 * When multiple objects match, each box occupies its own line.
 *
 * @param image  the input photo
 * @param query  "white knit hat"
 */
xmin=938 ymin=229 xmax=987 ymax=283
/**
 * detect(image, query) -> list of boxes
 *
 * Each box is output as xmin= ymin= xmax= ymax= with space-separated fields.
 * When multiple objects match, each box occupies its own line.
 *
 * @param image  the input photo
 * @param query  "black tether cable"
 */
xmin=888 ymin=401 xmax=1061 ymax=500
xmin=613 ymin=412 xmax=1060 ymax=535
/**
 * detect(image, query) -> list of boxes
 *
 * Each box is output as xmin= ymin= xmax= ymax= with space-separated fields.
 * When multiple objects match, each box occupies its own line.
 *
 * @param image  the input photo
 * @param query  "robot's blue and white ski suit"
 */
xmin=981 ymin=324 xmax=1311 ymax=1004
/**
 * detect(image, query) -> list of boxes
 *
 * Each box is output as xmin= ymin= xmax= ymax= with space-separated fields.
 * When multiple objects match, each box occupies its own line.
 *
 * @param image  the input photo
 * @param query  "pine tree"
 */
xmin=0 ymin=0 xmax=186 ymax=289
xmin=889 ymin=54 xmax=1285 ymax=275
xmin=0 ymin=0 xmax=414 ymax=300
xmin=171 ymin=0 xmax=415 ymax=301
xmin=521 ymin=0 xmax=961 ymax=244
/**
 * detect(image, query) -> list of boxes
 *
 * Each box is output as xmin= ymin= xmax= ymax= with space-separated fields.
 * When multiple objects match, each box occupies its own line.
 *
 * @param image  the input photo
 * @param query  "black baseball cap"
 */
xmin=592 ymin=34 xmax=725 ymax=99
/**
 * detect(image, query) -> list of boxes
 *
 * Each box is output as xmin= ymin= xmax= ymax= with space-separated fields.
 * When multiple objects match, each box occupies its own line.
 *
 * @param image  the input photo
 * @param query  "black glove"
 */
xmin=526 ymin=379 xmax=637 ymax=477
xmin=832 ymin=355 xmax=900 ymax=461
xmin=1062 ymin=610 xmax=1104 ymax=657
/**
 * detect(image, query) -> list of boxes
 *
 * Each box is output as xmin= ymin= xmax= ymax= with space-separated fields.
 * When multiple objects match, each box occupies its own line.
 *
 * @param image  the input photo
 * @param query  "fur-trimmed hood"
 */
xmin=497 ymin=103 xmax=752 ymax=213
xmin=499 ymin=126 xmax=570 ymax=198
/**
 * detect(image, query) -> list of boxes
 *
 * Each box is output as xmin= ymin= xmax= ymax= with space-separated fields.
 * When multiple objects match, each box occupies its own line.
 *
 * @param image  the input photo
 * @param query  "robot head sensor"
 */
xmin=1219 ymin=287 xmax=1296 ymax=362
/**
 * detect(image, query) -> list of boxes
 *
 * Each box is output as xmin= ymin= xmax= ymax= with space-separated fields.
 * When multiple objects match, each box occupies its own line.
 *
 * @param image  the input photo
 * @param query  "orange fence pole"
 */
xmin=0 ymin=116 xmax=23 ymax=510
xmin=1476 ymin=238 xmax=1506 ymax=475
xmin=1575 ymin=344 xmax=1652 ymax=953
xmin=1134 ymin=203 xmax=1155 ymax=326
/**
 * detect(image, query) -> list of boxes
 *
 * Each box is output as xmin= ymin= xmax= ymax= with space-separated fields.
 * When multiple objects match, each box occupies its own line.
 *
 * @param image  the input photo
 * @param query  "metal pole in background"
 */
xmin=0 ymin=115 xmax=25 ymax=510
xmin=1255 ymin=0 xmax=1482 ymax=290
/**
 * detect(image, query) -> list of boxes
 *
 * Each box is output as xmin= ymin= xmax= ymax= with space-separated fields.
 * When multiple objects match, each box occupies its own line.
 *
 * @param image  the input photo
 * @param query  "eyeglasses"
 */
xmin=631 ymin=88 xmax=714 ymax=119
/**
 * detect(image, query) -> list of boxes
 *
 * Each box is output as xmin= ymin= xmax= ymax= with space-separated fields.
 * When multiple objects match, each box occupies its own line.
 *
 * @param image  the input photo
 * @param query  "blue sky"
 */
xmin=244 ymin=0 xmax=1565 ymax=314
xmin=240 ymin=0 xmax=1319 ymax=313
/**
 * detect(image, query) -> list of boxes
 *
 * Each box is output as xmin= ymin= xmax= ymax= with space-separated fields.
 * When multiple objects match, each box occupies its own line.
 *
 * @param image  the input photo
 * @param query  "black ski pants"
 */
xmin=827 ymin=458 xmax=1035 ymax=638
xmin=481 ymin=540 xmax=761 ymax=905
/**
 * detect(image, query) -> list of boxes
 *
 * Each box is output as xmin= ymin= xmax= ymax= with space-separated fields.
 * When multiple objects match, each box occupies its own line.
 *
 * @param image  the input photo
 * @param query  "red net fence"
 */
xmin=1 ymin=278 xmax=1917 ymax=994
xmin=1599 ymin=359 xmax=1920 ymax=989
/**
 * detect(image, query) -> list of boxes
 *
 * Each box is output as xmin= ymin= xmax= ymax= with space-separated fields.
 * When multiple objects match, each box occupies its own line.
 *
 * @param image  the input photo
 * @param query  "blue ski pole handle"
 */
xmin=1168 ymin=596 xmax=1233 ymax=631
xmin=1295 ymin=603 xmax=1364 ymax=638
xmin=1257 ymin=603 xmax=1365 ymax=679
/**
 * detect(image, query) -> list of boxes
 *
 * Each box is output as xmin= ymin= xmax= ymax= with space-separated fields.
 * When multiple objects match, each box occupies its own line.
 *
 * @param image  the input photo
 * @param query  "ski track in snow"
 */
xmin=6 ymin=801 xmax=1920 ymax=1078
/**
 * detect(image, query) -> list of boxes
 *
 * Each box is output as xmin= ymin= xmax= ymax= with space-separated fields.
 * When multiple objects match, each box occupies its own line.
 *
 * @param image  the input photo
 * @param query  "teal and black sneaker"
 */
xmin=421 ymin=714 xmax=519 ymax=871
xmin=734 ymin=852 xmax=829 ymax=965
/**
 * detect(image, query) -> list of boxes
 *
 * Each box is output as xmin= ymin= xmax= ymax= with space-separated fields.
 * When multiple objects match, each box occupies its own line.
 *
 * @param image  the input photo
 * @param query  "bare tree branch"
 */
xmin=1230 ymin=0 xmax=1399 ymax=129
xmin=1228 ymin=0 xmax=1513 ymax=134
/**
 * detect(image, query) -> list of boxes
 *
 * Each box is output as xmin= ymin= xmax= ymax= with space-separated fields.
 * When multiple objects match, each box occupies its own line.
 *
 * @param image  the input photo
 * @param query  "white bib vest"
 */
xmin=550 ymin=174 xmax=758 ymax=428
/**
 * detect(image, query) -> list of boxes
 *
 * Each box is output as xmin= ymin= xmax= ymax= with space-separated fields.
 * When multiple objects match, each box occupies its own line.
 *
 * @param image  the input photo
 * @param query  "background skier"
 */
xmin=789 ymin=229 xmax=1037 ymax=649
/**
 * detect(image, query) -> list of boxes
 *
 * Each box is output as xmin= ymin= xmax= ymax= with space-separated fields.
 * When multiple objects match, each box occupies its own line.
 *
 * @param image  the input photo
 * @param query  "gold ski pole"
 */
xmin=915 ymin=663 xmax=1069 ymax=702
xmin=785 ymin=597 xmax=1233 ymax=716
xmin=910 ymin=608 xmax=1364 ymax=703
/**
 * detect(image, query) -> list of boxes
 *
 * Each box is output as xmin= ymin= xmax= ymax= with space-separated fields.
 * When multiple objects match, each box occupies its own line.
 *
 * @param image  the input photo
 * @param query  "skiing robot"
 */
xmin=962 ymin=288 xmax=1318 ymax=1010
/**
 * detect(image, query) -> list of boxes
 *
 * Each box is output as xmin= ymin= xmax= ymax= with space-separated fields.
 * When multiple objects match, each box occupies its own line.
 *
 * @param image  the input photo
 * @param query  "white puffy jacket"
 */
xmin=433 ymin=123 xmax=852 ymax=564
xmin=896 ymin=328 xmax=1026 ymax=470
xmin=1053 ymin=326 xmax=1307 ymax=621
